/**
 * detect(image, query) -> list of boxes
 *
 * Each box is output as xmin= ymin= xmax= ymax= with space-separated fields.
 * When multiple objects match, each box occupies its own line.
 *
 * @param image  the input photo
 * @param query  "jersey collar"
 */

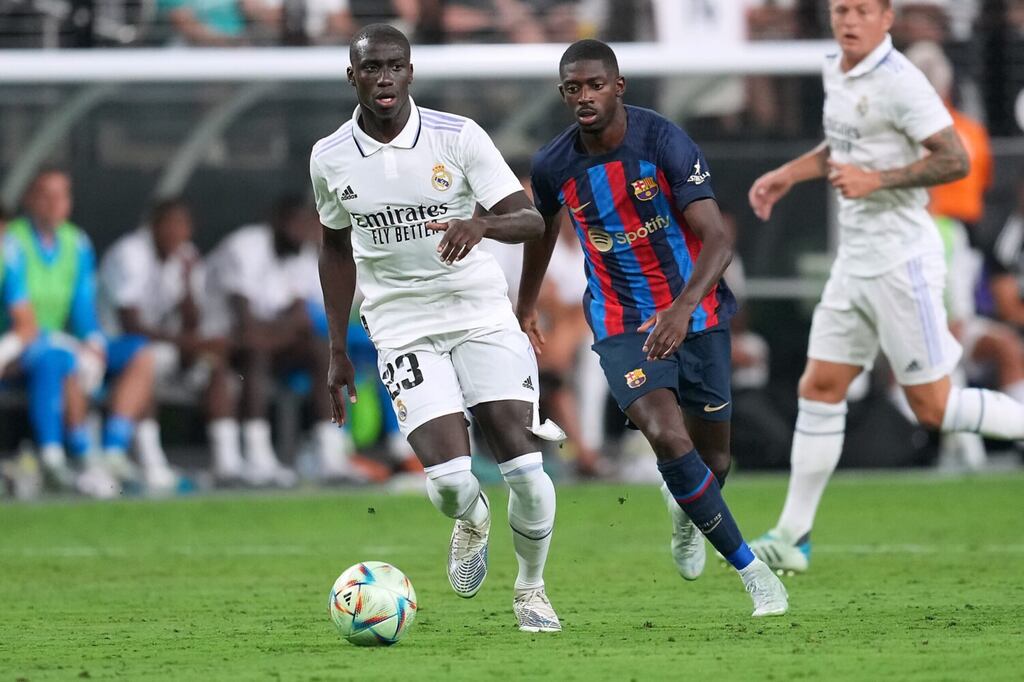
xmin=351 ymin=97 xmax=422 ymax=157
xmin=842 ymin=33 xmax=893 ymax=79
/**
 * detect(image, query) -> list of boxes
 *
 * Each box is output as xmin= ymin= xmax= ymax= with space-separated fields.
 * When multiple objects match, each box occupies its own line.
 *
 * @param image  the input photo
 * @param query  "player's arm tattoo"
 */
xmin=879 ymin=126 xmax=969 ymax=190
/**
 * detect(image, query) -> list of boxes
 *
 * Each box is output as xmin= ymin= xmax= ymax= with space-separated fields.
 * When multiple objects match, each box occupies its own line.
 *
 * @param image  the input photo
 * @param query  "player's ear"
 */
xmin=616 ymin=76 xmax=626 ymax=98
xmin=557 ymin=83 xmax=565 ymax=99
xmin=346 ymin=66 xmax=355 ymax=87
xmin=408 ymin=62 xmax=414 ymax=85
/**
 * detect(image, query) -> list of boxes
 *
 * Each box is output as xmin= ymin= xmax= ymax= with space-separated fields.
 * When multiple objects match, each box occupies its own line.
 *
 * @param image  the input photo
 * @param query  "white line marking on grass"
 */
xmin=815 ymin=544 xmax=1024 ymax=555
xmin=1 ymin=544 xmax=417 ymax=558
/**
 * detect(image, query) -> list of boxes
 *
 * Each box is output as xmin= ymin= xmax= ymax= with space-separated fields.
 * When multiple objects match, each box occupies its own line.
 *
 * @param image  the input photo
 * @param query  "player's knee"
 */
xmin=798 ymin=371 xmax=845 ymax=403
xmin=908 ymin=395 xmax=946 ymax=430
xmin=644 ymin=423 xmax=692 ymax=461
xmin=701 ymin=449 xmax=732 ymax=486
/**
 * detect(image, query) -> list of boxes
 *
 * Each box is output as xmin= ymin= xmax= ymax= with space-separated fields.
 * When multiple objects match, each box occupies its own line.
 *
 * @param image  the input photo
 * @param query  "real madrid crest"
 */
xmin=396 ymin=398 xmax=408 ymax=422
xmin=856 ymin=96 xmax=869 ymax=117
xmin=431 ymin=163 xmax=453 ymax=191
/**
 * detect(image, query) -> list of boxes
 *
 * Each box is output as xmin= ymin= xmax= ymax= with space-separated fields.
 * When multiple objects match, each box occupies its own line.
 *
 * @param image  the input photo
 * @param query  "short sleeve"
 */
xmin=889 ymin=68 xmax=953 ymax=143
xmin=310 ymin=154 xmax=352 ymax=230
xmin=1 ymin=237 xmax=28 ymax=307
xmin=529 ymin=151 xmax=563 ymax=217
xmin=458 ymin=120 xmax=524 ymax=211
xmin=657 ymin=124 xmax=716 ymax=210
xmin=101 ymin=240 xmax=147 ymax=308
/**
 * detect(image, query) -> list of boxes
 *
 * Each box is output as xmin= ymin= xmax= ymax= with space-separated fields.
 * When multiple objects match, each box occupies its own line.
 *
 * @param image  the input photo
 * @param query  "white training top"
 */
xmin=204 ymin=223 xmax=320 ymax=322
xmin=310 ymin=98 xmax=524 ymax=349
xmin=823 ymin=34 xmax=954 ymax=276
xmin=99 ymin=227 xmax=203 ymax=336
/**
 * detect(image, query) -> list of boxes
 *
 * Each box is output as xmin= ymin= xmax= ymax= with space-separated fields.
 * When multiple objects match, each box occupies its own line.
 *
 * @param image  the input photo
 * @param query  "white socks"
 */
xmin=208 ymin=418 xmax=243 ymax=475
xmin=499 ymin=452 xmax=556 ymax=591
xmin=314 ymin=420 xmax=350 ymax=471
xmin=242 ymin=419 xmax=280 ymax=469
xmin=941 ymin=387 xmax=1024 ymax=440
xmin=777 ymin=398 xmax=847 ymax=539
xmin=424 ymin=456 xmax=488 ymax=526
xmin=135 ymin=419 xmax=170 ymax=471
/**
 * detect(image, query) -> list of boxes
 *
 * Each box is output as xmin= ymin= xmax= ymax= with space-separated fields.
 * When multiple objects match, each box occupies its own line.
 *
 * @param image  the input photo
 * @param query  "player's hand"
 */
xmin=516 ymin=306 xmax=546 ymax=355
xmin=748 ymin=168 xmax=793 ymax=221
xmin=827 ymin=160 xmax=882 ymax=199
xmin=638 ymin=303 xmax=693 ymax=361
xmin=426 ymin=219 xmax=487 ymax=264
xmin=327 ymin=350 xmax=358 ymax=426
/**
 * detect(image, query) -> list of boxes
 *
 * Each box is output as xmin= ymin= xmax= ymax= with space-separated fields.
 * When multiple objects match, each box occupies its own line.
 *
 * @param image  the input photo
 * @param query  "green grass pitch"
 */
xmin=2 ymin=473 xmax=1022 ymax=681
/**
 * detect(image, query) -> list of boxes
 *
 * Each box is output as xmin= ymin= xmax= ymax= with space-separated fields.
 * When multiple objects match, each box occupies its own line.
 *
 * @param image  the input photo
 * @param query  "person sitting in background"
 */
xmin=278 ymin=0 xmax=357 ymax=44
xmin=99 ymin=198 xmax=234 ymax=492
xmin=987 ymin=174 xmax=1024 ymax=331
xmin=204 ymin=195 xmax=371 ymax=485
xmin=159 ymin=0 xmax=282 ymax=46
xmin=442 ymin=0 xmax=545 ymax=42
xmin=7 ymin=170 xmax=157 ymax=496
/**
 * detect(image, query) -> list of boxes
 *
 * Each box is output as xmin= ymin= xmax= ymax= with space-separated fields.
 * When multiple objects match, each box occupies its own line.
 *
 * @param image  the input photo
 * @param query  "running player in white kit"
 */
xmin=747 ymin=0 xmax=1024 ymax=573
xmin=312 ymin=24 xmax=564 ymax=632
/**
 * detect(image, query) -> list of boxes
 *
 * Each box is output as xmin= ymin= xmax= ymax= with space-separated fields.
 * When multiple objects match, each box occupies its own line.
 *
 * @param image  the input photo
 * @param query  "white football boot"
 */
xmin=740 ymin=558 xmax=789 ymax=617
xmin=659 ymin=483 xmax=706 ymax=580
xmin=750 ymin=526 xmax=811 ymax=573
xmin=447 ymin=492 xmax=490 ymax=598
xmin=513 ymin=588 xmax=562 ymax=633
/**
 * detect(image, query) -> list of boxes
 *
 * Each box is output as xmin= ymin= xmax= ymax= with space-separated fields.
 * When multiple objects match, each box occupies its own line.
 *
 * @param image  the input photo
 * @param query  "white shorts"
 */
xmin=376 ymin=322 xmax=539 ymax=437
xmin=808 ymin=253 xmax=962 ymax=386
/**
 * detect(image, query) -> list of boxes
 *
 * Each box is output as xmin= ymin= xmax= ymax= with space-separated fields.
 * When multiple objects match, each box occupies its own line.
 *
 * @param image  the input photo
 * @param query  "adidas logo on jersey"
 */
xmin=522 ymin=377 xmax=534 ymax=390
xmin=905 ymin=360 xmax=921 ymax=373
xmin=340 ymin=185 xmax=358 ymax=200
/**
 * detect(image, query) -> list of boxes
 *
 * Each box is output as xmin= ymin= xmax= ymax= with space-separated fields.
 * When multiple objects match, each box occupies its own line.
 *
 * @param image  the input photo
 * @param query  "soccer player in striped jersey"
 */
xmin=520 ymin=39 xmax=787 ymax=617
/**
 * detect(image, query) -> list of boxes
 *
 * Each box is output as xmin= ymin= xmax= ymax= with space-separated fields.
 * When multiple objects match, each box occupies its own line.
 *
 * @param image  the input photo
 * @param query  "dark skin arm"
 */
xmin=319 ymin=226 xmax=359 ymax=425
xmin=516 ymin=210 xmax=562 ymax=354
xmin=990 ymin=274 xmax=1024 ymax=328
xmin=638 ymin=197 xmax=733 ymax=361
xmin=426 ymin=190 xmax=544 ymax=264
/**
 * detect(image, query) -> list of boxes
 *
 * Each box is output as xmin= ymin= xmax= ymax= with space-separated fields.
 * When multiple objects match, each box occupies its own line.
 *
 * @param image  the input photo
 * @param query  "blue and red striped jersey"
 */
xmin=531 ymin=105 xmax=736 ymax=342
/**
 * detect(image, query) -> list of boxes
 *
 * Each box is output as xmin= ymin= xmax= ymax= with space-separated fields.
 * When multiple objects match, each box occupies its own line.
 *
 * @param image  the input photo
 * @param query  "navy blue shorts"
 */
xmin=593 ymin=326 xmax=732 ymax=423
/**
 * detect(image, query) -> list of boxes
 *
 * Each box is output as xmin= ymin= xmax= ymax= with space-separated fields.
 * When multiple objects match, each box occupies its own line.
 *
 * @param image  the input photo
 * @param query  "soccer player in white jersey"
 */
xmin=747 ymin=0 xmax=1024 ymax=573
xmin=312 ymin=24 xmax=564 ymax=632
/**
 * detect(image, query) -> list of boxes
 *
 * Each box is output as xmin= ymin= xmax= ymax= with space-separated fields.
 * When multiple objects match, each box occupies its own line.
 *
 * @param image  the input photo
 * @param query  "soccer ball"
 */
xmin=328 ymin=561 xmax=418 ymax=646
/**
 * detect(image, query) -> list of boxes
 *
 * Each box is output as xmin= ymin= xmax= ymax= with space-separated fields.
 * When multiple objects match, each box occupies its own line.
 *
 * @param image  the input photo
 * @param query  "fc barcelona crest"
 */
xmin=625 ymin=368 xmax=647 ymax=389
xmin=632 ymin=176 xmax=659 ymax=201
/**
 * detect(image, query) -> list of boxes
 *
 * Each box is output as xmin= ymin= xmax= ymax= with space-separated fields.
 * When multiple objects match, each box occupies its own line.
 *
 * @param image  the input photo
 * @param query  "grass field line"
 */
xmin=5 ymin=542 xmax=1024 ymax=558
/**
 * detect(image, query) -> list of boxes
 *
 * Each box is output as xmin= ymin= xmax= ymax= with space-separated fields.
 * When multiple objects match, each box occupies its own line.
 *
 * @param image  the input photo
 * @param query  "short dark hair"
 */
xmin=350 ymin=23 xmax=411 ymax=63
xmin=559 ymin=39 xmax=619 ymax=78
xmin=149 ymin=197 xmax=189 ymax=226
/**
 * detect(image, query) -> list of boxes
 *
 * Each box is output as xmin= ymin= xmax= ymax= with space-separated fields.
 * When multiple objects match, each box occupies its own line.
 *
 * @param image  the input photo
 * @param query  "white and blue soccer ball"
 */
xmin=328 ymin=561 xmax=418 ymax=646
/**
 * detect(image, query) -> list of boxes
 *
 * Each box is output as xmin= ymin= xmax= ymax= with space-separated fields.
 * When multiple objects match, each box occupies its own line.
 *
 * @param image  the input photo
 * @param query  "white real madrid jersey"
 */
xmin=822 ymin=34 xmax=953 ymax=276
xmin=310 ymin=98 xmax=524 ymax=348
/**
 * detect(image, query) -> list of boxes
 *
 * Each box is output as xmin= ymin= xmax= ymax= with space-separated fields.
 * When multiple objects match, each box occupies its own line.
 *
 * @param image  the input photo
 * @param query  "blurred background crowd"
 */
xmin=2 ymin=0 xmax=1024 ymax=500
